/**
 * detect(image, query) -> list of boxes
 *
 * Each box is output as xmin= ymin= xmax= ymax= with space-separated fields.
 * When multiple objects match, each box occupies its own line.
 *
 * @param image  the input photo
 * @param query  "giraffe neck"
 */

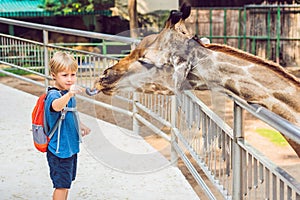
xmin=185 ymin=42 xmax=300 ymax=126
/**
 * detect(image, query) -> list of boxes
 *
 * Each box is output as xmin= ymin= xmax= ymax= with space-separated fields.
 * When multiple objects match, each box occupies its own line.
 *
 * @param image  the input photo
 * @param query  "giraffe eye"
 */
xmin=138 ymin=58 xmax=154 ymax=69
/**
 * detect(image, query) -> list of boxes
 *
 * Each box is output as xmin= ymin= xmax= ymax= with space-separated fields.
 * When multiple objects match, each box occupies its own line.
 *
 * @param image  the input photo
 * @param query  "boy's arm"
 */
xmin=52 ymin=85 xmax=82 ymax=112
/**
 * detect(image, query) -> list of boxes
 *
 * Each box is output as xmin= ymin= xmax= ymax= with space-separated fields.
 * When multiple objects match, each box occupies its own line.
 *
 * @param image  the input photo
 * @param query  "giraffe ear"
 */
xmin=180 ymin=2 xmax=191 ymax=20
xmin=164 ymin=10 xmax=180 ymax=28
xmin=170 ymin=11 xmax=182 ymax=25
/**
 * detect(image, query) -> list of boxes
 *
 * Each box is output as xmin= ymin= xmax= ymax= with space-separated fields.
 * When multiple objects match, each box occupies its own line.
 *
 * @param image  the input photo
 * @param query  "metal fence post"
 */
xmin=102 ymin=40 xmax=107 ymax=55
xmin=171 ymin=95 xmax=178 ymax=166
xmin=276 ymin=6 xmax=281 ymax=64
xmin=43 ymin=30 xmax=49 ymax=90
xmin=243 ymin=6 xmax=247 ymax=52
xmin=132 ymin=92 xmax=140 ymax=135
xmin=232 ymin=102 xmax=244 ymax=199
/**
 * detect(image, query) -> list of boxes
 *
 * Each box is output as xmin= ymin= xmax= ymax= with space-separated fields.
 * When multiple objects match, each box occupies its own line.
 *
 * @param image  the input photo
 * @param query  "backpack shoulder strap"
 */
xmin=48 ymin=118 xmax=62 ymax=139
xmin=44 ymin=87 xmax=63 ymax=138
xmin=47 ymin=87 xmax=59 ymax=92
xmin=63 ymin=107 xmax=77 ymax=112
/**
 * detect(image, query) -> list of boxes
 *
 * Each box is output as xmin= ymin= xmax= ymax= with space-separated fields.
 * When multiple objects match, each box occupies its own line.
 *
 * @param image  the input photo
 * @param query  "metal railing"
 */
xmin=174 ymin=91 xmax=300 ymax=199
xmin=0 ymin=17 xmax=299 ymax=199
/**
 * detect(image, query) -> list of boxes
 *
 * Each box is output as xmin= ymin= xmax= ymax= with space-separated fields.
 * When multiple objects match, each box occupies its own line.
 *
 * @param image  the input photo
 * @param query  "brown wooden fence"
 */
xmin=186 ymin=5 xmax=300 ymax=68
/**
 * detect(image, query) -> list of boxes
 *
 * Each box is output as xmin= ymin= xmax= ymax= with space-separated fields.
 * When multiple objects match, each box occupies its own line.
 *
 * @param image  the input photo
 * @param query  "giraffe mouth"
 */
xmin=85 ymin=88 xmax=101 ymax=96
xmin=85 ymin=83 xmax=116 ymax=96
xmin=85 ymin=81 xmax=106 ymax=96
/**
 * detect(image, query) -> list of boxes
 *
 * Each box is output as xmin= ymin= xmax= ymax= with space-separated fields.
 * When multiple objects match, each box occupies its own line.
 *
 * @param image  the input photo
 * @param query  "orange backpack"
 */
xmin=31 ymin=89 xmax=62 ymax=152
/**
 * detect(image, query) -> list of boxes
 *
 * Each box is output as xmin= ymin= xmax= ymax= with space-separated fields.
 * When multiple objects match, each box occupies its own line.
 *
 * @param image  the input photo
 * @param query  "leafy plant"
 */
xmin=0 ymin=68 xmax=32 ymax=76
xmin=40 ymin=0 xmax=114 ymax=14
xmin=255 ymin=128 xmax=288 ymax=146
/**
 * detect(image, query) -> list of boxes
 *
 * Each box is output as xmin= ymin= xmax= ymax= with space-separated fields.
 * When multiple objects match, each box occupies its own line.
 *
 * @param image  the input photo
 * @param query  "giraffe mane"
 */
xmin=119 ymin=47 xmax=144 ymax=64
xmin=201 ymin=43 xmax=300 ymax=87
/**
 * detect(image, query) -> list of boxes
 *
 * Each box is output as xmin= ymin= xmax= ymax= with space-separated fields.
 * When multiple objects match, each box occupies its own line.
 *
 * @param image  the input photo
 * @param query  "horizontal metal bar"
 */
xmin=52 ymin=42 xmax=130 ymax=46
xmin=193 ymin=5 xmax=300 ymax=10
xmin=193 ymin=7 xmax=243 ymax=10
xmin=251 ymin=104 xmax=300 ymax=144
xmin=0 ymin=33 xmax=43 ymax=45
xmin=135 ymin=102 xmax=172 ymax=128
xmin=0 ymin=17 xmax=140 ymax=45
xmin=245 ymin=4 xmax=300 ymax=8
xmin=76 ymin=94 xmax=133 ymax=117
xmin=199 ymin=35 xmax=300 ymax=41
xmin=0 ymin=60 xmax=49 ymax=79
xmin=134 ymin=114 xmax=171 ymax=142
xmin=45 ymin=44 xmax=119 ymax=60
xmin=0 ymin=68 xmax=45 ymax=87
xmin=229 ymin=94 xmax=300 ymax=145
xmin=113 ymin=94 xmax=134 ymax=104
xmin=45 ymin=43 xmax=120 ymax=60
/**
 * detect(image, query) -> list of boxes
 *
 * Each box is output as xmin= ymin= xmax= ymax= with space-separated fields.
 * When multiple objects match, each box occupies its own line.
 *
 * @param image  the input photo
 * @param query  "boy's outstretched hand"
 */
xmin=69 ymin=84 xmax=83 ymax=96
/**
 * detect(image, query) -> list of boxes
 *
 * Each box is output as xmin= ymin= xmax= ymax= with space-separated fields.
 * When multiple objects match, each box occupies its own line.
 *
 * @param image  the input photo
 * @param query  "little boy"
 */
xmin=45 ymin=51 xmax=90 ymax=199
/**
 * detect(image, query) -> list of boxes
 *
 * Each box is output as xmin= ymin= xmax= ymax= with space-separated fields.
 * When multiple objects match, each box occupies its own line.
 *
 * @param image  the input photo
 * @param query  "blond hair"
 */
xmin=50 ymin=52 xmax=78 ymax=75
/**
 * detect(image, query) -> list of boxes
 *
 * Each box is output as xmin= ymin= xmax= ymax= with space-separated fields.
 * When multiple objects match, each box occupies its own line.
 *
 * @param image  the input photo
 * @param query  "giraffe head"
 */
xmin=85 ymin=3 xmax=300 ymax=157
xmin=86 ymin=3 xmax=195 ymax=96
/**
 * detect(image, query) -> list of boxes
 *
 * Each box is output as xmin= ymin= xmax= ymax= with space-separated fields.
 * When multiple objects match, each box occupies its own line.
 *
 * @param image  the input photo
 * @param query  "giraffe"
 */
xmin=86 ymin=3 xmax=300 ymax=157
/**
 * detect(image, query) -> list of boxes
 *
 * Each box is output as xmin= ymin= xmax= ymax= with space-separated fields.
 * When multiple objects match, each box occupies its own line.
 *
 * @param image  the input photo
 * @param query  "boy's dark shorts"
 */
xmin=47 ymin=150 xmax=77 ymax=189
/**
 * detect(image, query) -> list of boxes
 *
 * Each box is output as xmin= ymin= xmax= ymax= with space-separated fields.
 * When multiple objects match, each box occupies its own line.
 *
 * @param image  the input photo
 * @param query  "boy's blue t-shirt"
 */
xmin=45 ymin=89 xmax=80 ymax=158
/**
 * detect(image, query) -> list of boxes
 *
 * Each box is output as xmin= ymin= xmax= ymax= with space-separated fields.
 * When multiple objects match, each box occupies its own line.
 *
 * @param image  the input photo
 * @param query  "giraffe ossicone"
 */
xmin=87 ymin=3 xmax=300 ymax=157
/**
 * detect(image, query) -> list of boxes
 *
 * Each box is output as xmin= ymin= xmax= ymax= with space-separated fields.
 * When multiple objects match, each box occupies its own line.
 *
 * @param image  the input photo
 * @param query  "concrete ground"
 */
xmin=0 ymin=83 xmax=200 ymax=200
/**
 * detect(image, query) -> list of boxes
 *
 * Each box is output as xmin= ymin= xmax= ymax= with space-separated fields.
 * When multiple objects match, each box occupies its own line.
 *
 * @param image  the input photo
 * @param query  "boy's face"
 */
xmin=52 ymin=69 xmax=77 ymax=90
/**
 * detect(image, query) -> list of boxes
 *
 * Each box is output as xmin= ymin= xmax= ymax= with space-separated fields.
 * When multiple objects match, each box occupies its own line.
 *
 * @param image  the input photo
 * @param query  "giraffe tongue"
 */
xmin=85 ymin=88 xmax=100 ymax=96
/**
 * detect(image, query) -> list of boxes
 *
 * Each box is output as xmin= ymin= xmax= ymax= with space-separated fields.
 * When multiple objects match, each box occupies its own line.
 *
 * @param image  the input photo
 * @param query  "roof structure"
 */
xmin=0 ymin=0 xmax=111 ymax=18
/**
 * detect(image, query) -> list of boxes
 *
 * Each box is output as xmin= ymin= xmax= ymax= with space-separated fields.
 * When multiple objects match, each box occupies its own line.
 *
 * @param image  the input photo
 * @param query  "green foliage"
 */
xmin=138 ymin=10 xmax=170 ymax=33
xmin=40 ymin=0 xmax=114 ymax=14
xmin=0 ymin=68 xmax=32 ymax=77
xmin=255 ymin=128 xmax=288 ymax=146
